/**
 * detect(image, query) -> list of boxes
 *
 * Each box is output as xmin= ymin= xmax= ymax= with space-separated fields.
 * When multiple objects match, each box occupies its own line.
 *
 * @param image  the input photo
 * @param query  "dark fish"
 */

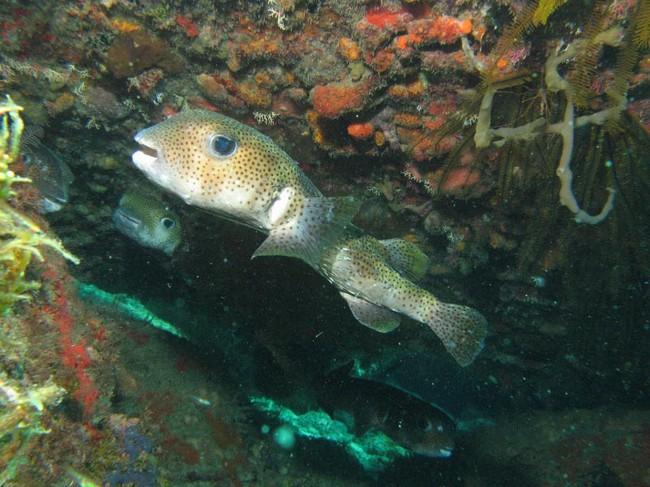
xmin=319 ymin=366 xmax=456 ymax=458
xmin=22 ymin=134 xmax=74 ymax=213
xmin=350 ymin=352 xmax=493 ymax=431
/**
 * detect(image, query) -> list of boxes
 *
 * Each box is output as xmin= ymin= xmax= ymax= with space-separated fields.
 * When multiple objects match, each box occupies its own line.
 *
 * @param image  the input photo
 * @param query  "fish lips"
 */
xmin=412 ymin=444 xmax=454 ymax=459
xmin=112 ymin=207 xmax=142 ymax=235
xmin=132 ymin=129 xmax=160 ymax=174
xmin=131 ymin=127 xmax=197 ymax=205
xmin=132 ymin=130 xmax=180 ymax=199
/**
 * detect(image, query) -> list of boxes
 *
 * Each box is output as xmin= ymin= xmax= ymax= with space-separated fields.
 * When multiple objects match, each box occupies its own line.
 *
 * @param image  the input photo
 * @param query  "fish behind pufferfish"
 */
xmin=131 ymin=110 xmax=487 ymax=366
xmin=21 ymin=133 xmax=74 ymax=213
xmin=113 ymin=188 xmax=182 ymax=255
xmin=319 ymin=365 xmax=456 ymax=458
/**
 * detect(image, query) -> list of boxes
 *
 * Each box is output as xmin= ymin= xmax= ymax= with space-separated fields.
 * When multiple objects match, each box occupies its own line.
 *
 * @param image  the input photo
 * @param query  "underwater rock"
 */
xmin=337 ymin=37 xmax=362 ymax=62
xmin=355 ymin=7 xmax=413 ymax=52
xmin=79 ymin=86 xmax=129 ymax=121
xmin=293 ymin=46 xmax=348 ymax=86
xmin=311 ymin=78 xmax=375 ymax=119
xmin=237 ymin=79 xmax=273 ymax=109
xmin=466 ymin=408 xmax=650 ymax=487
xmin=271 ymin=88 xmax=307 ymax=118
xmin=368 ymin=48 xmax=398 ymax=74
xmin=388 ymin=78 xmax=426 ymax=100
xmin=226 ymin=34 xmax=283 ymax=72
xmin=45 ymin=92 xmax=75 ymax=117
xmin=106 ymin=30 xmax=184 ymax=79
xmin=405 ymin=16 xmax=473 ymax=47
xmin=195 ymin=73 xmax=246 ymax=111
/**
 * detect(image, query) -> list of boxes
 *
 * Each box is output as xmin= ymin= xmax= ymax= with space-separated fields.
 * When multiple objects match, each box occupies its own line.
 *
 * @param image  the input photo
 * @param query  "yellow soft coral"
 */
xmin=0 ymin=96 xmax=78 ymax=313
xmin=532 ymin=0 xmax=566 ymax=26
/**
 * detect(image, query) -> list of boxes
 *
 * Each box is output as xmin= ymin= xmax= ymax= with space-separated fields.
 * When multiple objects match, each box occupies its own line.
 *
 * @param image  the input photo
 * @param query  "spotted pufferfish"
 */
xmin=131 ymin=110 xmax=487 ymax=366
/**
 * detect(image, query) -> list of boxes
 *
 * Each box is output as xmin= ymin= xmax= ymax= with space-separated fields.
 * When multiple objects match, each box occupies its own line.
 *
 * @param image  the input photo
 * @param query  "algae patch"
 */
xmin=0 ymin=95 xmax=78 ymax=314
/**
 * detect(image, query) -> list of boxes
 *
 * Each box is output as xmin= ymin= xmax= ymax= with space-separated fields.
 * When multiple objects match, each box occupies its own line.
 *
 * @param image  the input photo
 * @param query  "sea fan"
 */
xmin=632 ymin=0 xmax=650 ymax=48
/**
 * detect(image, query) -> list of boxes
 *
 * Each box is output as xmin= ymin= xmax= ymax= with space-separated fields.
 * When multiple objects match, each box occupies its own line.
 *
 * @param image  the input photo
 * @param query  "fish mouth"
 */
xmin=437 ymin=447 xmax=453 ymax=458
xmin=40 ymin=197 xmax=64 ymax=213
xmin=411 ymin=444 xmax=454 ymax=458
xmin=132 ymin=130 xmax=160 ymax=171
xmin=113 ymin=208 xmax=142 ymax=232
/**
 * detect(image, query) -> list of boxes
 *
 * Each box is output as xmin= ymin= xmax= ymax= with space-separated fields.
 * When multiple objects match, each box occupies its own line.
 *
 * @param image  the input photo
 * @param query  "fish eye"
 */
xmin=417 ymin=417 xmax=433 ymax=432
xmin=161 ymin=217 xmax=175 ymax=229
xmin=209 ymin=134 xmax=238 ymax=158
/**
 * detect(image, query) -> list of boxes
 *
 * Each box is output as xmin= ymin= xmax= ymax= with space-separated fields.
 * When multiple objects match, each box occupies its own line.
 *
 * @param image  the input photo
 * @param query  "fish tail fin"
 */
xmin=422 ymin=299 xmax=487 ymax=367
xmin=253 ymin=196 xmax=361 ymax=268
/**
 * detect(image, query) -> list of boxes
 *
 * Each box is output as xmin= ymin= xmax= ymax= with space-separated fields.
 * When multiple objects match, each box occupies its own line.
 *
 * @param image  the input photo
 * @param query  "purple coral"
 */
xmin=105 ymin=418 xmax=156 ymax=487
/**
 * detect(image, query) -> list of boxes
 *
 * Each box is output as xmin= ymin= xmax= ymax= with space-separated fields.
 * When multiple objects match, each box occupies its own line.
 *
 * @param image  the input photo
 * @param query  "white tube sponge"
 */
xmin=544 ymin=36 xmax=621 ymax=224
xmin=548 ymin=102 xmax=616 ymax=224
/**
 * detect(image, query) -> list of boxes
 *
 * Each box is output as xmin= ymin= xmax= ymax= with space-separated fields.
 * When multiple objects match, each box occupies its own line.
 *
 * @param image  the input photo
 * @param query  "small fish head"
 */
xmin=132 ymin=110 xmax=291 ymax=226
xmin=113 ymin=190 xmax=182 ymax=255
xmin=39 ymin=197 xmax=65 ymax=214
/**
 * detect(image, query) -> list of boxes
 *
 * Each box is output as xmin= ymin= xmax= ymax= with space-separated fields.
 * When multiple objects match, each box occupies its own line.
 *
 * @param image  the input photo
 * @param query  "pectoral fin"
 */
xmin=253 ymin=195 xmax=361 ymax=268
xmin=340 ymin=292 xmax=401 ymax=333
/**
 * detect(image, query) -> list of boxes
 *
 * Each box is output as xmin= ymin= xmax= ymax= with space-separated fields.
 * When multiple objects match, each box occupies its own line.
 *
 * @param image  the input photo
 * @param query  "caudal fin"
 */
xmin=424 ymin=302 xmax=487 ymax=367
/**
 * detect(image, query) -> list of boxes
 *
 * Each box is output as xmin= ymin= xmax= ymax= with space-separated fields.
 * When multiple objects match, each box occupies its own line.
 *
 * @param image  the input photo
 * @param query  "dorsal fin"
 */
xmin=379 ymin=239 xmax=430 ymax=282
xmin=252 ymin=195 xmax=362 ymax=268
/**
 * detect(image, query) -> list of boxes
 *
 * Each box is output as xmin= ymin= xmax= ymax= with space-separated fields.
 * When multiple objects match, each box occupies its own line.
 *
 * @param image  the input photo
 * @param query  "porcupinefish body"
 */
xmin=132 ymin=110 xmax=487 ymax=366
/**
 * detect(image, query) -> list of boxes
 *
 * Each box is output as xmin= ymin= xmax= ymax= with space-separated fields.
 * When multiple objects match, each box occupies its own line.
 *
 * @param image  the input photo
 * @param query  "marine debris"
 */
xmin=250 ymin=395 xmax=412 ymax=472
xmin=76 ymin=281 xmax=188 ymax=339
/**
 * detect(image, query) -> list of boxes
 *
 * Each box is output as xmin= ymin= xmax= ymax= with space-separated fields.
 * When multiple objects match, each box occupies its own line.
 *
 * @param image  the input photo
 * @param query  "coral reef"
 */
xmin=0 ymin=0 xmax=647 ymax=484
xmin=0 ymin=373 xmax=65 ymax=484
xmin=105 ymin=30 xmax=184 ymax=79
